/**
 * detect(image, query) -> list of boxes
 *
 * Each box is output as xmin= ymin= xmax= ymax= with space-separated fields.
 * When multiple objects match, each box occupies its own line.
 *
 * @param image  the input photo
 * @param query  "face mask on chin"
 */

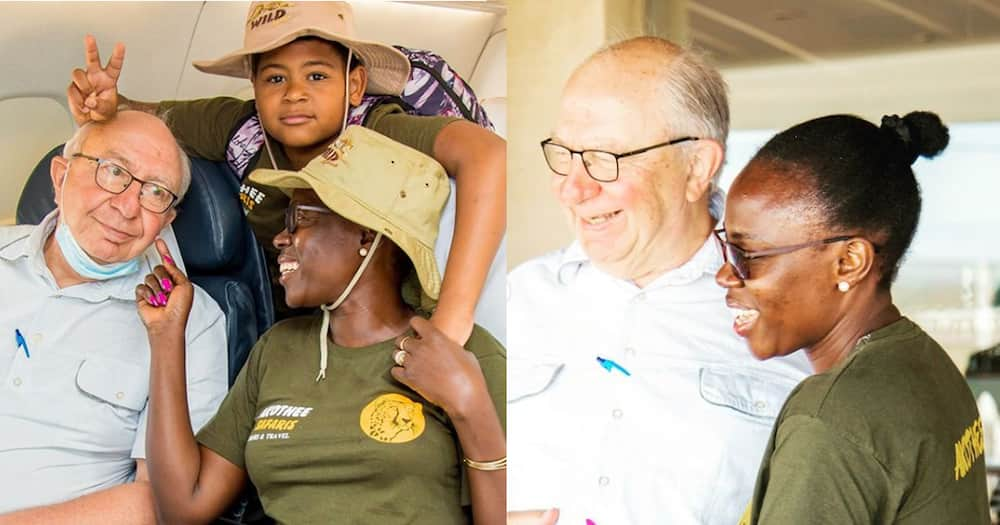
xmin=53 ymin=219 xmax=140 ymax=280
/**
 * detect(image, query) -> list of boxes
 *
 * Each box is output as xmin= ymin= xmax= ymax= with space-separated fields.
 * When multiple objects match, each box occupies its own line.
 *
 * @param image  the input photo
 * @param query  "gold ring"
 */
xmin=393 ymin=349 xmax=408 ymax=367
xmin=398 ymin=335 xmax=412 ymax=352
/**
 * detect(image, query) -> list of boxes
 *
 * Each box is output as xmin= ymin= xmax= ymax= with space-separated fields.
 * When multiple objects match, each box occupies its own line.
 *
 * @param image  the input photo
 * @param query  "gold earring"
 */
xmin=838 ymin=281 xmax=850 ymax=293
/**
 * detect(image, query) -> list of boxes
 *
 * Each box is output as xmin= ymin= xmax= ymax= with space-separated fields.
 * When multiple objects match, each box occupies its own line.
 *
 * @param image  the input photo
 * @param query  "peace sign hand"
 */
xmin=67 ymin=34 xmax=125 ymax=125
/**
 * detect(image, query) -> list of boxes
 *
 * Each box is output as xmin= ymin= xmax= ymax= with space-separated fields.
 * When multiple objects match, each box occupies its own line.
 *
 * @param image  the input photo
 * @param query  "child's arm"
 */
xmin=431 ymin=120 xmax=506 ymax=344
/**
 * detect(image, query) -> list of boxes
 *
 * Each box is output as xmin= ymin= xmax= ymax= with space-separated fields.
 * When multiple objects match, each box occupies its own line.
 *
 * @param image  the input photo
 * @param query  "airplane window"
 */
xmin=720 ymin=122 xmax=1000 ymax=370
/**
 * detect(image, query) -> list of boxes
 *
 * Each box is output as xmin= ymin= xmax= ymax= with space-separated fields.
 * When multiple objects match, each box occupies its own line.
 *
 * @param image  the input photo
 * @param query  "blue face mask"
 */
xmin=54 ymin=221 xmax=140 ymax=280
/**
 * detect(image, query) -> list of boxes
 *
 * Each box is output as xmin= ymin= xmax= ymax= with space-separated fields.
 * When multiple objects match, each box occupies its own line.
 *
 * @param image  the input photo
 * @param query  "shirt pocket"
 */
xmin=698 ymin=366 xmax=798 ymax=423
xmin=77 ymin=357 xmax=149 ymax=413
xmin=508 ymin=362 xmax=563 ymax=403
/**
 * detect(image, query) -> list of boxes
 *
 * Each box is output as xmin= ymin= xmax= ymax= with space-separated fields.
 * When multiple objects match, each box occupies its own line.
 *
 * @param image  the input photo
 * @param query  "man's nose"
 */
xmin=108 ymin=182 xmax=143 ymax=219
xmin=557 ymin=154 xmax=601 ymax=205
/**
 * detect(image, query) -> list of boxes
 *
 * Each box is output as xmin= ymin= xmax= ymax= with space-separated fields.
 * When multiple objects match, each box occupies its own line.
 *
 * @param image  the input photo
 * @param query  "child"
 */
xmin=67 ymin=1 xmax=505 ymax=345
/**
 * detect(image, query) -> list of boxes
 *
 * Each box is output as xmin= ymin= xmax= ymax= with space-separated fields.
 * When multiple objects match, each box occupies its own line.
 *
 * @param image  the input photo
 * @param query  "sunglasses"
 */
xmin=713 ymin=228 xmax=854 ymax=280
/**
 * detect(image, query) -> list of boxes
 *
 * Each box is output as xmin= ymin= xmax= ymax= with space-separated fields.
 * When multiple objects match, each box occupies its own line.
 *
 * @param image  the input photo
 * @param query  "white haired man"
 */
xmin=0 ymin=111 xmax=227 ymax=524
xmin=507 ymin=37 xmax=811 ymax=525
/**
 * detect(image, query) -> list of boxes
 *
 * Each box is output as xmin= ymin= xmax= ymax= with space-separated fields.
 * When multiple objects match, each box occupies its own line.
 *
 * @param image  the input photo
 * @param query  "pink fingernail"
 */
xmin=161 ymin=279 xmax=172 ymax=292
xmin=157 ymin=293 xmax=167 ymax=305
xmin=148 ymin=295 xmax=160 ymax=307
xmin=164 ymin=255 xmax=175 ymax=265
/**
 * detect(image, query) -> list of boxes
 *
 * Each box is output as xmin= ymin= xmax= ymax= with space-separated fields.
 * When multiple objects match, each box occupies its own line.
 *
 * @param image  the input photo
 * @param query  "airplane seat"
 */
xmin=16 ymin=144 xmax=275 ymax=386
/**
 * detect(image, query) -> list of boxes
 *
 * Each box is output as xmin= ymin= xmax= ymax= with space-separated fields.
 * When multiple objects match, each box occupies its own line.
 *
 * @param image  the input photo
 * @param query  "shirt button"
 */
xmin=32 ymin=334 xmax=42 ymax=345
xmin=754 ymin=400 xmax=767 ymax=410
xmin=634 ymin=292 xmax=646 ymax=302
xmin=116 ymin=392 xmax=125 ymax=400
xmin=624 ymin=346 xmax=636 ymax=358
xmin=598 ymin=476 xmax=610 ymax=487
xmin=612 ymin=409 xmax=624 ymax=419
xmin=12 ymin=377 xmax=22 ymax=387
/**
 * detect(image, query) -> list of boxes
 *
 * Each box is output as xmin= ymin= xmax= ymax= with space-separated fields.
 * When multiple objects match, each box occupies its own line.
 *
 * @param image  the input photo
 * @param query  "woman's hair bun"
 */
xmin=880 ymin=111 xmax=949 ymax=165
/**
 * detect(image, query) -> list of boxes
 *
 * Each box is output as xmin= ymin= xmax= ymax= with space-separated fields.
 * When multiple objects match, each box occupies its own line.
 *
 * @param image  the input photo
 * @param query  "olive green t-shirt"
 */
xmin=158 ymin=97 xmax=458 ymax=316
xmin=740 ymin=317 xmax=989 ymax=525
xmin=196 ymin=316 xmax=506 ymax=525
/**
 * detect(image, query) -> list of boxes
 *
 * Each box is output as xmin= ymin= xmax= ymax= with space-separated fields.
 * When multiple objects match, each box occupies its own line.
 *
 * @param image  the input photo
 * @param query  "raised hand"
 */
xmin=390 ymin=316 xmax=489 ymax=418
xmin=135 ymin=239 xmax=193 ymax=339
xmin=67 ymin=34 xmax=125 ymax=125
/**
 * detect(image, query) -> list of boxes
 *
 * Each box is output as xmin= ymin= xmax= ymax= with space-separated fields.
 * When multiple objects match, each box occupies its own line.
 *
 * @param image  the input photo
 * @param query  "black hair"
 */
xmin=752 ymin=111 xmax=949 ymax=288
xmin=250 ymin=36 xmax=364 ymax=76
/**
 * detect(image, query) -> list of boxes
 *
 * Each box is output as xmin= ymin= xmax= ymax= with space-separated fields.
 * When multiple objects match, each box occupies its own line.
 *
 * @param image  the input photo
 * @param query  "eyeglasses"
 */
xmin=71 ymin=153 xmax=178 ymax=214
xmin=540 ymin=136 xmax=700 ymax=183
xmin=713 ymin=228 xmax=854 ymax=281
xmin=284 ymin=203 xmax=332 ymax=234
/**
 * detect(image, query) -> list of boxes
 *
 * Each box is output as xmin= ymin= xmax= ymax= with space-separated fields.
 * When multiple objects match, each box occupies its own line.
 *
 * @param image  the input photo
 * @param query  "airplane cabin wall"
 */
xmin=0 ymin=1 xmax=506 ymax=225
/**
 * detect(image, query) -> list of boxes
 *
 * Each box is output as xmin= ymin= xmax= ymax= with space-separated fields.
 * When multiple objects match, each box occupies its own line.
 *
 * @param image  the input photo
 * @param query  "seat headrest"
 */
xmin=173 ymin=157 xmax=246 ymax=272
xmin=17 ymin=145 xmax=246 ymax=273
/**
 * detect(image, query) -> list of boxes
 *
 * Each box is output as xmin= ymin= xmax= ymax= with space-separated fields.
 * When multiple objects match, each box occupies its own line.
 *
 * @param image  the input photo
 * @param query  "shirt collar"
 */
xmin=2 ymin=210 xmax=153 ymax=302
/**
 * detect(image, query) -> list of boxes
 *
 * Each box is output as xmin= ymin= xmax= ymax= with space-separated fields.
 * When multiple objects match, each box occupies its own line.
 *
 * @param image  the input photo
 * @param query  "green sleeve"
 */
xmin=365 ymin=103 xmax=460 ymax=159
xmin=457 ymin=325 xmax=507 ymax=506
xmin=157 ymin=97 xmax=257 ymax=161
xmin=756 ymin=415 xmax=890 ymax=525
xmin=195 ymin=330 xmax=268 ymax=469
xmin=465 ymin=325 xmax=506 ymax=431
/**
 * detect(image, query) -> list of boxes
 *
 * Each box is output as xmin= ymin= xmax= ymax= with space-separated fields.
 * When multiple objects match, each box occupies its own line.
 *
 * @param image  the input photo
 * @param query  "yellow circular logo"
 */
xmin=360 ymin=393 xmax=426 ymax=444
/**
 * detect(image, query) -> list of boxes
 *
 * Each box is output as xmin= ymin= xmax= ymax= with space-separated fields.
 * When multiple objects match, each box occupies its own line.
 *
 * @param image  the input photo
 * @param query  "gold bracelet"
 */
xmin=462 ymin=456 xmax=507 ymax=471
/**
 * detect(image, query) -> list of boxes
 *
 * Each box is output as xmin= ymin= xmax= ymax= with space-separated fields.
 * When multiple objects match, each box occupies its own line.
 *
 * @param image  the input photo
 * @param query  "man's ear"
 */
xmin=684 ymin=139 xmax=724 ymax=203
xmin=50 ymin=155 xmax=69 ymax=206
xmin=348 ymin=65 xmax=368 ymax=107
xmin=162 ymin=208 xmax=177 ymax=227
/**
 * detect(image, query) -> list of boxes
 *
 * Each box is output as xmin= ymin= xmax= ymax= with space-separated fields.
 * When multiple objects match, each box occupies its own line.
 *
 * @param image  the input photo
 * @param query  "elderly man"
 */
xmin=507 ymin=37 xmax=812 ymax=524
xmin=0 ymin=111 xmax=227 ymax=523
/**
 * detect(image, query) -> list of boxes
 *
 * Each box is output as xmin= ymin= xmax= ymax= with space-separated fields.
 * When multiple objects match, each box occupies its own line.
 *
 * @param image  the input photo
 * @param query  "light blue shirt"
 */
xmin=0 ymin=211 xmax=228 ymax=513
xmin=507 ymin=235 xmax=812 ymax=525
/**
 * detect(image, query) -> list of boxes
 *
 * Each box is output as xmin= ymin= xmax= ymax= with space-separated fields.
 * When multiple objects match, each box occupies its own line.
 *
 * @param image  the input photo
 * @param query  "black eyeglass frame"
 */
xmin=284 ymin=203 xmax=333 ymax=234
xmin=713 ymin=228 xmax=856 ymax=281
xmin=539 ymin=136 xmax=700 ymax=182
xmin=71 ymin=153 xmax=179 ymax=214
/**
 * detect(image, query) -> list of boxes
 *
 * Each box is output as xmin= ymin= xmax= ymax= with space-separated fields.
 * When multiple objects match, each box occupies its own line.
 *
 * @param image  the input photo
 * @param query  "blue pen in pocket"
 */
xmin=596 ymin=356 xmax=629 ymax=376
xmin=15 ymin=329 xmax=30 ymax=358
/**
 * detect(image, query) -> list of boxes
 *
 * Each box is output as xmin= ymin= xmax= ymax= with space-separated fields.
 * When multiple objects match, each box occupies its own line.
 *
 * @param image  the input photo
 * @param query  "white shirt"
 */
xmin=0 ymin=212 xmax=228 ymax=512
xmin=507 ymin=236 xmax=812 ymax=525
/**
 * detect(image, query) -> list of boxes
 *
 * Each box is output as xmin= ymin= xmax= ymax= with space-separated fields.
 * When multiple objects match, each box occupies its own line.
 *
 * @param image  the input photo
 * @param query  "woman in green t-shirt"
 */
xmin=134 ymin=127 xmax=506 ymax=524
xmin=716 ymin=111 xmax=989 ymax=524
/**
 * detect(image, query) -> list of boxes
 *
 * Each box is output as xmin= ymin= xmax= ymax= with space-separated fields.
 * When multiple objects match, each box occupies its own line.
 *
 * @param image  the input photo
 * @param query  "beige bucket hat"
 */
xmin=193 ymin=1 xmax=411 ymax=96
xmin=249 ymin=125 xmax=449 ymax=301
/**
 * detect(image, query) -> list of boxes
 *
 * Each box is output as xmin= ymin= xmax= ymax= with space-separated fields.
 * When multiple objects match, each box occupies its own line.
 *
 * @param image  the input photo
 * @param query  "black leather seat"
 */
xmin=17 ymin=145 xmax=274 ymax=386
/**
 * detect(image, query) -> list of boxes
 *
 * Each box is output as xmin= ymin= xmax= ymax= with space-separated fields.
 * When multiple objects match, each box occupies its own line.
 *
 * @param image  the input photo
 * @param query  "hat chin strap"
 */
xmin=260 ymin=48 xmax=354 ymax=171
xmin=316 ymin=231 xmax=383 ymax=381
xmin=341 ymin=48 xmax=352 ymax=134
